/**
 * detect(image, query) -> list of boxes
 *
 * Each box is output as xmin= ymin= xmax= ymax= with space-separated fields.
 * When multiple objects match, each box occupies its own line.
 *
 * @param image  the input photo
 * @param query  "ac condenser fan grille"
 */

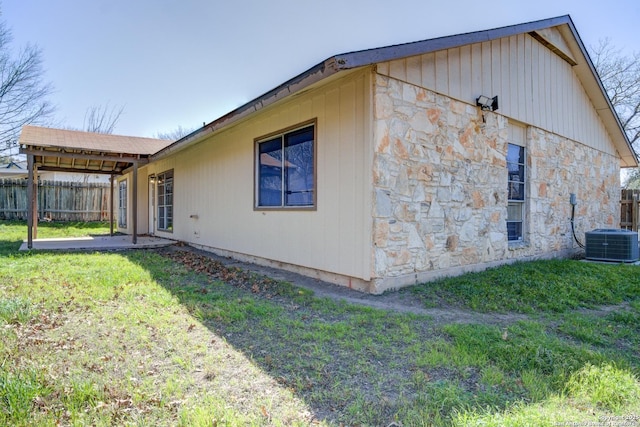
xmin=585 ymin=229 xmax=639 ymax=263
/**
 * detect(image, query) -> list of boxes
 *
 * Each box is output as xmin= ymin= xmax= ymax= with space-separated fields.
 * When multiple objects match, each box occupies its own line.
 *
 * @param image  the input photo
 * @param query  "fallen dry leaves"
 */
xmin=159 ymin=248 xmax=290 ymax=300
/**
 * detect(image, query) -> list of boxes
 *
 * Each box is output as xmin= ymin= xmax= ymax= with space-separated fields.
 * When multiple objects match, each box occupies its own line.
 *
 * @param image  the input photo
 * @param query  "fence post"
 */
xmin=38 ymin=179 xmax=45 ymax=220
xmin=32 ymin=167 xmax=38 ymax=238
xmin=634 ymin=193 xmax=639 ymax=232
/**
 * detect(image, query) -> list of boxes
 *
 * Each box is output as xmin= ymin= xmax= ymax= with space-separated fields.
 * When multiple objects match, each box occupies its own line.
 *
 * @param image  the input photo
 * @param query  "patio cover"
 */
xmin=19 ymin=125 xmax=170 ymax=174
xmin=18 ymin=125 xmax=172 ymax=248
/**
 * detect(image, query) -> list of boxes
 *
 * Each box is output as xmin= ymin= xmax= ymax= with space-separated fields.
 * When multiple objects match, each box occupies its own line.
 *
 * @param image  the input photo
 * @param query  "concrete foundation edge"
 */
xmin=187 ymin=242 xmax=376 ymax=293
xmin=370 ymin=248 xmax=583 ymax=294
xmin=188 ymin=242 xmax=583 ymax=295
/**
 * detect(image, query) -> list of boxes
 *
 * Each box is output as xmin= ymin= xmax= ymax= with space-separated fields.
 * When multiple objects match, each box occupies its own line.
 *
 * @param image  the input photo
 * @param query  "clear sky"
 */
xmin=3 ymin=0 xmax=640 ymax=138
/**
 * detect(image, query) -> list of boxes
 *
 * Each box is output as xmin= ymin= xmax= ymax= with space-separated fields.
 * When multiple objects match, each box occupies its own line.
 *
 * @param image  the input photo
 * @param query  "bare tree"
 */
xmin=590 ymin=40 xmax=640 ymax=189
xmin=0 ymin=15 xmax=54 ymax=159
xmin=83 ymin=103 xmax=124 ymax=134
xmin=591 ymin=39 xmax=640 ymax=147
xmin=624 ymin=167 xmax=640 ymax=189
xmin=155 ymin=125 xmax=197 ymax=141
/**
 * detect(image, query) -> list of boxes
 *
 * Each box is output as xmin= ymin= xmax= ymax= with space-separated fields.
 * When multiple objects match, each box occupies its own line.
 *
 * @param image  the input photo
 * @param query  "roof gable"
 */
xmin=332 ymin=16 xmax=575 ymax=68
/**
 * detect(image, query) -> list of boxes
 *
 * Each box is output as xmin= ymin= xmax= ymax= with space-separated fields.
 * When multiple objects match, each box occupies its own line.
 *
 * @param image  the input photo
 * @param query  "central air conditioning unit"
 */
xmin=585 ymin=229 xmax=639 ymax=263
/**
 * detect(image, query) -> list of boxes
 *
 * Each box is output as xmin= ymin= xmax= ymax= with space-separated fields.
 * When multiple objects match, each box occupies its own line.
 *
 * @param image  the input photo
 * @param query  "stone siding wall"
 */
xmin=371 ymin=73 xmax=620 ymax=289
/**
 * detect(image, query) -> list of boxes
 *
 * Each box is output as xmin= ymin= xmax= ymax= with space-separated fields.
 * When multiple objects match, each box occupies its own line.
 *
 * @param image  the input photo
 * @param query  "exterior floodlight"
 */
xmin=476 ymin=95 xmax=499 ymax=111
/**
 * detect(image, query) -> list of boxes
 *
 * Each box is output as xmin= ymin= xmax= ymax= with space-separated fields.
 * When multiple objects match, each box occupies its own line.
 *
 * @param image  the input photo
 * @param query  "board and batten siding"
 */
xmin=377 ymin=31 xmax=615 ymax=157
xmin=139 ymin=69 xmax=373 ymax=283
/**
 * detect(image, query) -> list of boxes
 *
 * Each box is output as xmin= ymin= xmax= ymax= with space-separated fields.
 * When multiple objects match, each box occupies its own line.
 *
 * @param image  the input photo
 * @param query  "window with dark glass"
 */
xmin=118 ymin=180 xmax=127 ymax=228
xmin=157 ymin=169 xmax=173 ymax=231
xmin=256 ymin=124 xmax=315 ymax=208
xmin=507 ymin=143 xmax=525 ymax=241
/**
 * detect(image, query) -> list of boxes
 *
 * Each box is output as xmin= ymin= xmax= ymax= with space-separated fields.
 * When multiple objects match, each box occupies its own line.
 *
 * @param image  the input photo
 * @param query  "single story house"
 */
xmin=20 ymin=15 xmax=637 ymax=293
xmin=0 ymin=161 xmax=27 ymax=179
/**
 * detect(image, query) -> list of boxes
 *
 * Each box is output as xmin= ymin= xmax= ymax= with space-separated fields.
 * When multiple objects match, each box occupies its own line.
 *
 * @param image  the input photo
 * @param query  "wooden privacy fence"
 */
xmin=0 ymin=179 xmax=111 ymax=222
xmin=621 ymin=189 xmax=640 ymax=231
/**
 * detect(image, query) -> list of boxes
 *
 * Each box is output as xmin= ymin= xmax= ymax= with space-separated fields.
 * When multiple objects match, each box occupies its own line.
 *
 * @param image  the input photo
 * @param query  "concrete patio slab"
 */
xmin=19 ymin=235 xmax=175 ymax=251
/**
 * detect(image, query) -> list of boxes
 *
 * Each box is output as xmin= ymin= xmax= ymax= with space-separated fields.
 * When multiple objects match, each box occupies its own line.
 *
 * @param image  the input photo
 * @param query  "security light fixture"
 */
xmin=476 ymin=95 xmax=499 ymax=111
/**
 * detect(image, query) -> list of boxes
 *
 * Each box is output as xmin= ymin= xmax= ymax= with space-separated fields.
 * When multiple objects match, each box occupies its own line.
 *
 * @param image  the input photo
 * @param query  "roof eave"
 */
xmin=152 ymin=59 xmax=341 ymax=161
xmin=152 ymin=14 xmax=637 ymax=168
xmin=333 ymin=15 xmax=575 ymax=69
xmin=558 ymin=19 xmax=638 ymax=167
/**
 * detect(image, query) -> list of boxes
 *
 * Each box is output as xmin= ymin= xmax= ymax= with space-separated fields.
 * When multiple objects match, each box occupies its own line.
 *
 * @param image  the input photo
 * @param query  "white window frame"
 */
xmin=118 ymin=179 xmax=127 ymax=228
xmin=157 ymin=169 xmax=173 ymax=232
xmin=507 ymin=143 xmax=525 ymax=242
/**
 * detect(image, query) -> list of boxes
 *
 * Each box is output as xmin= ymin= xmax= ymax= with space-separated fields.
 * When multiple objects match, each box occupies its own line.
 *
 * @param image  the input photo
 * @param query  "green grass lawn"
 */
xmin=1 ymin=220 xmax=639 ymax=426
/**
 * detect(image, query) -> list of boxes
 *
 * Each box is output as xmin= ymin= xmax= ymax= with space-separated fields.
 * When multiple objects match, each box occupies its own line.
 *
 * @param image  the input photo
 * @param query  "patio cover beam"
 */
xmin=21 ymin=148 xmax=149 ymax=165
xmin=35 ymin=166 xmax=125 ymax=175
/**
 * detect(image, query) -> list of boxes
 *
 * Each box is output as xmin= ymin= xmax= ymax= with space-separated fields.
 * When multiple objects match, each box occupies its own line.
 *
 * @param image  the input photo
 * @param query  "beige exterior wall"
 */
xmin=117 ymin=168 xmax=151 ymax=236
xmin=370 ymin=71 xmax=621 ymax=292
xmin=127 ymin=69 xmax=374 ymax=288
xmin=377 ymin=31 xmax=616 ymax=157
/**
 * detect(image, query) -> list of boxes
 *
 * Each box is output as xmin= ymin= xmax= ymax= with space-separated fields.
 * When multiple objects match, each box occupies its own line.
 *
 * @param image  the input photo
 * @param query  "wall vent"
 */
xmin=585 ymin=229 xmax=639 ymax=263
